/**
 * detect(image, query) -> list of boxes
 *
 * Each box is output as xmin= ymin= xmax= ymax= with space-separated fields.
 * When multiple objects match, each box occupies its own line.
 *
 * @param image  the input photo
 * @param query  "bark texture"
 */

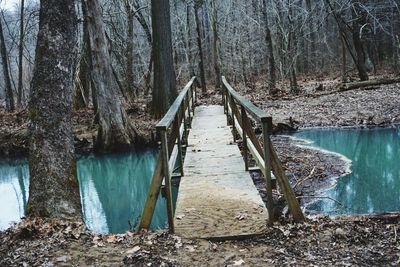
xmin=194 ymin=1 xmax=207 ymax=93
xmin=27 ymin=0 xmax=82 ymax=220
xmin=151 ymin=0 xmax=177 ymax=118
xmin=83 ymin=0 xmax=136 ymax=152
xmin=262 ymin=0 xmax=277 ymax=94
xmin=352 ymin=0 xmax=369 ymax=81
xmin=125 ymin=1 xmax=134 ymax=97
xmin=0 ymin=16 xmax=15 ymax=112
xmin=211 ymin=0 xmax=221 ymax=89
xmin=73 ymin=13 xmax=92 ymax=110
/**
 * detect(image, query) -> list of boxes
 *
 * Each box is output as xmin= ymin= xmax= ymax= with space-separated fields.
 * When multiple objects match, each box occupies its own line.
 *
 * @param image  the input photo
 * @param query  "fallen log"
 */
xmin=340 ymin=78 xmax=400 ymax=91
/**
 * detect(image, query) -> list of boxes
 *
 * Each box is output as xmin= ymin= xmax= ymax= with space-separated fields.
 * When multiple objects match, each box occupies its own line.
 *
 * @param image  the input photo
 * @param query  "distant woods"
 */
xmin=0 ymin=0 xmax=399 ymax=111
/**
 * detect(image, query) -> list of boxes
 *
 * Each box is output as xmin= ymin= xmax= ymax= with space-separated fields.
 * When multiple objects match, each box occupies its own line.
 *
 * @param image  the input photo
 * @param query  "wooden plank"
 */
xmin=269 ymin=142 xmax=305 ymax=223
xmin=160 ymin=130 xmax=174 ymax=232
xmin=174 ymin=105 xmax=269 ymax=239
xmin=138 ymin=156 xmax=163 ymax=230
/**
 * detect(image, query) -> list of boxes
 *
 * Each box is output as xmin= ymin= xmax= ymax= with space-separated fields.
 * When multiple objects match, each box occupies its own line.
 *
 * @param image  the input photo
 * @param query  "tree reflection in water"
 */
xmin=0 ymin=150 xmax=171 ymax=233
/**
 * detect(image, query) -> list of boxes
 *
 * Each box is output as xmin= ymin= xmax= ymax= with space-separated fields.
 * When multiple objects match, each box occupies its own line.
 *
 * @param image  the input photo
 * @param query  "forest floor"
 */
xmin=0 ymin=215 xmax=399 ymax=266
xmin=1 ymin=75 xmax=400 ymax=266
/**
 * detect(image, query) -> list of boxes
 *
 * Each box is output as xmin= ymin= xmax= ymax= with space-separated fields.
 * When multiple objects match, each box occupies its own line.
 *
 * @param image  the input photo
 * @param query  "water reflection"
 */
xmin=0 ymin=158 xmax=29 ymax=230
xmin=293 ymin=128 xmax=400 ymax=215
xmin=0 ymin=150 xmax=168 ymax=233
xmin=77 ymin=151 xmax=167 ymax=233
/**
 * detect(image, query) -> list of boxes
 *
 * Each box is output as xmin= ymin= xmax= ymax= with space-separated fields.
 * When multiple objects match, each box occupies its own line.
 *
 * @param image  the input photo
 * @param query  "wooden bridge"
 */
xmin=139 ymin=77 xmax=304 ymax=239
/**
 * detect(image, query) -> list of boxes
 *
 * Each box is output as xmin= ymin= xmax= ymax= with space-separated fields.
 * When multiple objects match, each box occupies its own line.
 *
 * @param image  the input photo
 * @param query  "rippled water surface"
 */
xmin=293 ymin=128 xmax=400 ymax=215
xmin=0 ymin=150 xmax=171 ymax=233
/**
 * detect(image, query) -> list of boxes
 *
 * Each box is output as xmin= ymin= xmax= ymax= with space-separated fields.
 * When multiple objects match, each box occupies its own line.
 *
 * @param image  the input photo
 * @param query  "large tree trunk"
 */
xmin=27 ymin=0 xmax=82 ymax=220
xmin=151 ymin=0 xmax=177 ymax=118
xmin=262 ymin=0 xmax=277 ymax=94
xmin=186 ymin=4 xmax=199 ymax=87
xmin=211 ymin=0 xmax=221 ymax=89
xmin=83 ymin=0 xmax=137 ymax=152
xmin=0 ymin=16 xmax=15 ymax=112
xmin=194 ymin=1 xmax=207 ymax=93
xmin=17 ymin=0 xmax=25 ymax=108
xmin=125 ymin=1 xmax=135 ymax=98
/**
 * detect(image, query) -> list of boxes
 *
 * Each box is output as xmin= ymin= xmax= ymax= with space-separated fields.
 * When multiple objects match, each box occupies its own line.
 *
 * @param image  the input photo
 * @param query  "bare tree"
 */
xmin=17 ymin=0 xmax=24 ymax=107
xmin=262 ymin=0 xmax=277 ymax=94
xmin=124 ymin=0 xmax=134 ymax=97
xmin=151 ymin=0 xmax=177 ymax=118
xmin=0 ymin=12 xmax=14 ymax=112
xmin=211 ymin=0 xmax=221 ymax=89
xmin=28 ymin=0 xmax=82 ymax=219
xmin=82 ymin=0 xmax=137 ymax=152
xmin=194 ymin=0 xmax=207 ymax=93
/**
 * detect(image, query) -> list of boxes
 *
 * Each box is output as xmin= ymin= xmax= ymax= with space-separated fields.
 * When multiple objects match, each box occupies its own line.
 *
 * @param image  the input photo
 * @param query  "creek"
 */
xmin=0 ymin=150 xmax=174 ymax=233
xmin=293 ymin=128 xmax=400 ymax=215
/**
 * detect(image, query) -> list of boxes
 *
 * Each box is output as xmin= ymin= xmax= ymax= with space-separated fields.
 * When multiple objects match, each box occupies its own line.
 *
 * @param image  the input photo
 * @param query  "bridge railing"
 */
xmin=222 ymin=76 xmax=305 ymax=223
xmin=139 ymin=77 xmax=197 ymax=232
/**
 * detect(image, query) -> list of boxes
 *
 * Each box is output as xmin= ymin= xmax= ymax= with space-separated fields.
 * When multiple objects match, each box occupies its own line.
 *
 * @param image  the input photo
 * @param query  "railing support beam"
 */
xmin=262 ymin=118 xmax=274 ymax=223
xmin=160 ymin=129 xmax=175 ymax=233
xmin=241 ymin=106 xmax=249 ymax=171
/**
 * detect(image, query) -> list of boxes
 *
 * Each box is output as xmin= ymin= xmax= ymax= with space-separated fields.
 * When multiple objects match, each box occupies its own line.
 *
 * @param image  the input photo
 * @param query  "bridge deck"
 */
xmin=174 ymin=105 xmax=269 ymax=239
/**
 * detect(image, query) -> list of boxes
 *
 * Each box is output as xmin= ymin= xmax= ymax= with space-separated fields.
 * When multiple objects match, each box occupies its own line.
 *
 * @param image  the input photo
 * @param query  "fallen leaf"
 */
xmin=176 ymin=214 xmax=185 ymax=220
xmin=55 ymin=255 xmax=71 ymax=263
xmin=126 ymin=246 xmax=141 ymax=254
xmin=107 ymin=235 xmax=118 ymax=243
xmin=185 ymin=245 xmax=196 ymax=252
xmin=232 ymin=259 xmax=245 ymax=266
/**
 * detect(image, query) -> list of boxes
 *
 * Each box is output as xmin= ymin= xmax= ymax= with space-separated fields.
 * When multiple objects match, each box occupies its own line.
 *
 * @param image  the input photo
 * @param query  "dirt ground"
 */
xmin=1 ymin=77 xmax=400 ymax=266
xmin=0 ymin=215 xmax=399 ymax=266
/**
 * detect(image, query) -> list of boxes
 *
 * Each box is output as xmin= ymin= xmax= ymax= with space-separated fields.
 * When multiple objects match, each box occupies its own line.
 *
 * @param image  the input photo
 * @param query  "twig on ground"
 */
xmin=297 ymin=195 xmax=343 ymax=206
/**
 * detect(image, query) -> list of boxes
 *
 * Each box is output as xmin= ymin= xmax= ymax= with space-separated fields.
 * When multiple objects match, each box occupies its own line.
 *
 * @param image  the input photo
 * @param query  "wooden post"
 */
xmin=226 ymin=92 xmax=230 ymax=126
xmin=269 ymin=142 xmax=305 ymax=223
xmin=194 ymin=77 xmax=198 ymax=104
xmin=138 ymin=156 xmax=163 ymax=230
xmin=191 ymin=85 xmax=195 ymax=114
xmin=222 ymin=85 xmax=226 ymax=114
xmin=262 ymin=117 xmax=274 ymax=223
xmin=231 ymin=107 xmax=236 ymax=143
xmin=186 ymin=94 xmax=191 ymax=127
xmin=160 ymin=129 xmax=175 ymax=232
xmin=231 ymin=95 xmax=237 ymax=143
xmin=241 ymin=106 xmax=249 ymax=171
xmin=176 ymin=115 xmax=184 ymax=177
xmin=182 ymin=104 xmax=188 ymax=145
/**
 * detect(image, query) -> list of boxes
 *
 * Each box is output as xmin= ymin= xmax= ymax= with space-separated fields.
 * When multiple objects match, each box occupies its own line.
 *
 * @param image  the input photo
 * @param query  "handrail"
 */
xmin=222 ymin=77 xmax=305 ymax=223
xmin=157 ymin=76 xmax=196 ymax=130
xmin=139 ymin=77 xmax=197 ymax=233
xmin=222 ymin=76 xmax=270 ymax=123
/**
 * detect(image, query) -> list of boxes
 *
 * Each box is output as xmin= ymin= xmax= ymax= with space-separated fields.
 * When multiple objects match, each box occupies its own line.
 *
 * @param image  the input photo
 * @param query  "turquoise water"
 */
xmin=0 ymin=151 xmax=170 ymax=233
xmin=293 ymin=128 xmax=400 ymax=215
